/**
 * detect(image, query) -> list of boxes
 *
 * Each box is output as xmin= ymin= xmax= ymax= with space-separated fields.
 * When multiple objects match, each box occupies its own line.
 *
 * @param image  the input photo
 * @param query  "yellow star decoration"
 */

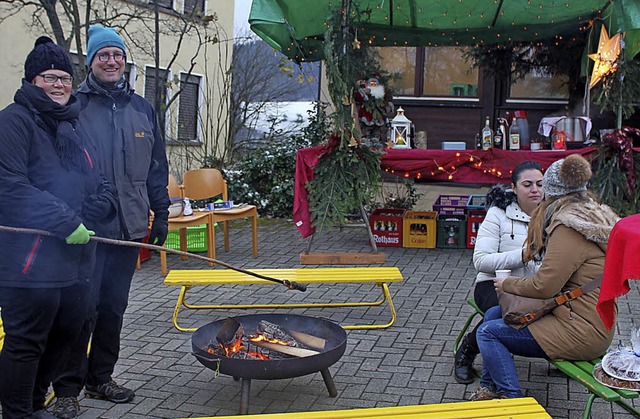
xmin=588 ymin=26 xmax=622 ymax=90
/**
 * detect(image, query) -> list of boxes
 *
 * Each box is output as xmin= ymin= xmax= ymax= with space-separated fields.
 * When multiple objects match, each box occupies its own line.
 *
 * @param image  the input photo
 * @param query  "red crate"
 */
xmin=433 ymin=194 xmax=469 ymax=215
xmin=369 ymin=208 xmax=406 ymax=247
xmin=466 ymin=209 xmax=487 ymax=248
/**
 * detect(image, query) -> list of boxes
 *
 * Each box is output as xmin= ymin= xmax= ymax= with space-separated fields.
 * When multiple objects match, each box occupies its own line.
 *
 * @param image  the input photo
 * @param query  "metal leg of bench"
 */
xmin=582 ymin=394 xmax=596 ymax=419
xmin=453 ymin=311 xmax=482 ymax=354
xmin=342 ymin=283 xmax=397 ymax=330
xmin=172 ymin=286 xmax=198 ymax=332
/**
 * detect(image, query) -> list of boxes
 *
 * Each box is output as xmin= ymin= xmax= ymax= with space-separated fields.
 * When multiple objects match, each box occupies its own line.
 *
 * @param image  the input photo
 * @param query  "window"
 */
xmin=377 ymin=47 xmax=416 ymax=96
xmin=177 ymin=73 xmax=202 ymax=142
xmin=154 ymin=0 xmax=173 ymax=10
xmin=376 ymin=46 xmax=478 ymax=98
xmin=423 ymin=47 xmax=478 ymax=97
xmin=183 ymin=0 xmax=205 ymax=15
xmin=144 ymin=67 xmax=170 ymax=131
xmin=509 ymin=67 xmax=569 ymax=100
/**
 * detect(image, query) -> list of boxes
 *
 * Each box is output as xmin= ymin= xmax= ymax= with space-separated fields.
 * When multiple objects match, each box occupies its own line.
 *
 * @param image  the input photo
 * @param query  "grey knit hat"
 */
xmin=542 ymin=154 xmax=592 ymax=198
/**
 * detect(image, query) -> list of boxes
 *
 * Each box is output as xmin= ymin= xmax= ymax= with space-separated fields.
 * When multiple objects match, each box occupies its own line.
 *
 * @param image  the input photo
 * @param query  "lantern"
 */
xmin=390 ymin=107 xmax=412 ymax=149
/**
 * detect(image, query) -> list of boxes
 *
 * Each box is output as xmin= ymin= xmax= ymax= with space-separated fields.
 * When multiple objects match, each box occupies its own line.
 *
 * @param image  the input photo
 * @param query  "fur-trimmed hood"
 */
xmin=550 ymin=199 xmax=620 ymax=243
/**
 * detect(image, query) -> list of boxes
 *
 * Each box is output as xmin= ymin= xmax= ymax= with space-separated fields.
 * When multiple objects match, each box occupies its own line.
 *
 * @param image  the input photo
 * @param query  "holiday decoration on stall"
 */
xmin=390 ymin=107 xmax=412 ymax=149
xmin=588 ymin=25 xmax=622 ymax=89
xmin=353 ymin=74 xmax=395 ymax=146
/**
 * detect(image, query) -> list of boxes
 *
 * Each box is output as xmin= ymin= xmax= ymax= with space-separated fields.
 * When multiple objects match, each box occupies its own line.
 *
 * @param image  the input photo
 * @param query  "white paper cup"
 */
xmin=495 ymin=269 xmax=512 ymax=279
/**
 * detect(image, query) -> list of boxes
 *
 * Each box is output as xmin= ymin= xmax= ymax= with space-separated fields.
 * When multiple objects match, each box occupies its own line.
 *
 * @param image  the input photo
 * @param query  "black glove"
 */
xmin=83 ymin=181 xmax=117 ymax=222
xmin=148 ymin=216 xmax=169 ymax=246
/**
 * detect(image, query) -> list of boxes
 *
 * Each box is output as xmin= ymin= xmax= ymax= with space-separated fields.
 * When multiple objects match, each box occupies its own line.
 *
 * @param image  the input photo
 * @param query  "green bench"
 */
xmin=457 ymin=299 xmax=640 ymax=418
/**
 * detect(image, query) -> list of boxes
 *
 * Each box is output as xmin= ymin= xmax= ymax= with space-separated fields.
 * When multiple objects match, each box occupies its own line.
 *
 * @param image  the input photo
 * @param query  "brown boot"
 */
xmin=454 ymin=335 xmax=479 ymax=384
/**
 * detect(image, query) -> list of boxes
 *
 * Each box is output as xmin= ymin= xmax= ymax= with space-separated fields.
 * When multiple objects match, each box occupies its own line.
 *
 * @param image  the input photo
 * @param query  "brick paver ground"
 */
xmin=32 ymin=219 xmax=640 ymax=417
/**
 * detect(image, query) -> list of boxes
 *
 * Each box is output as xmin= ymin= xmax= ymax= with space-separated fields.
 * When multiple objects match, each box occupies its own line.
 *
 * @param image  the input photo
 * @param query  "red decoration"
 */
xmin=602 ymin=127 xmax=640 ymax=194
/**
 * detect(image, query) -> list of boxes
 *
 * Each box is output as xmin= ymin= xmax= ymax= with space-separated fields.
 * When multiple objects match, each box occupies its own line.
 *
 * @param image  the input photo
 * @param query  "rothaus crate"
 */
xmin=370 ymin=208 xmax=406 ymax=247
xmin=403 ymin=211 xmax=437 ymax=249
xmin=466 ymin=209 xmax=487 ymax=249
xmin=436 ymin=214 xmax=467 ymax=249
xmin=433 ymin=194 xmax=469 ymax=215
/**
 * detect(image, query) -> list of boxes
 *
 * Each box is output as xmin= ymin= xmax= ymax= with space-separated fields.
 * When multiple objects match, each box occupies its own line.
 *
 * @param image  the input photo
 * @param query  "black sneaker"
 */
xmin=51 ymin=397 xmax=79 ymax=419
xmin=85 ymin=380 xmax=134 ymax=403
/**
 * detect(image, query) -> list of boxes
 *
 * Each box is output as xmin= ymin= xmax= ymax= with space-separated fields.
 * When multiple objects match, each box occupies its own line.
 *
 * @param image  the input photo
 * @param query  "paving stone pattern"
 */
xmin=26 ymin=220 xmax=640 ymax=417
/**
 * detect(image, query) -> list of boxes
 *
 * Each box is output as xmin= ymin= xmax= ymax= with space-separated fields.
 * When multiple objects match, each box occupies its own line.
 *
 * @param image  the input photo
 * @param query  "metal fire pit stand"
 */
xmin=236 ymin=369 xmax=338 ymax=415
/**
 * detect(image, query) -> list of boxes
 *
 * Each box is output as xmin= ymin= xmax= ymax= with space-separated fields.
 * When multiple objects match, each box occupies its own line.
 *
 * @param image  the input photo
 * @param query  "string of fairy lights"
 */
xmin=381 ymin=150 xmax=556 ymax=182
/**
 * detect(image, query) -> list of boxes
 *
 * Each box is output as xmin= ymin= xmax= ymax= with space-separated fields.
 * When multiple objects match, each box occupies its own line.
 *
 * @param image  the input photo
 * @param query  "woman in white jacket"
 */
xmin=454 ymin=161 xmax=544 ymax=384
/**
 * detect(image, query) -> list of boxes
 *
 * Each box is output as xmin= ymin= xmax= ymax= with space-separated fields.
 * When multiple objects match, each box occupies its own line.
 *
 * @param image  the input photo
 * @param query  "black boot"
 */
xmin=454 ymin=335 xmax=479 ymax=384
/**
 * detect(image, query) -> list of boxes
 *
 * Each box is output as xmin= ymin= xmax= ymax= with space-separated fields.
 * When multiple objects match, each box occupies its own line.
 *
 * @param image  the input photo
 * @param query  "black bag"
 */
xmin=498 ymin=275 xmax=602 ymax=330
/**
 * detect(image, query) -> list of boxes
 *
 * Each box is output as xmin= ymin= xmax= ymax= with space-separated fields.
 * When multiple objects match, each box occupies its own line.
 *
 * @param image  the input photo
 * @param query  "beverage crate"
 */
xmin=466 ymin=209 xmax=487 ymax=248
xmin=369 ymin=208 xmax=405 ymax=247
xmin=436 ymin=214 xmax=467 ymax=249
xmin=466 ymin=194 xmax=486 ymax=210
xmin=402 ymin=211 xmax=437 ymax=248
xmin=166 ymin=224 xmax=208 ymax=252
xmin=433 ymin=194 xmax=469 ymax=215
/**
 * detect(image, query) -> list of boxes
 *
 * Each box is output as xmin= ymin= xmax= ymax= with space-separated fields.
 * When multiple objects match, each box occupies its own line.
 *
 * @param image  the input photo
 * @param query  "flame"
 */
xmin=247 ymin=351 xmax=269 ymax=360
xmin=249 ymin=334 xmax=292 ymax=346
xmin=220 ymin=339 xmax=244 ymax=357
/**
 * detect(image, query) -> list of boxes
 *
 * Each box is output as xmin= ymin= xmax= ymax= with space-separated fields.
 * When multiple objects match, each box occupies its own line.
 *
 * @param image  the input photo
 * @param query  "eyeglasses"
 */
xmin=37 ymin=74 xmax=73 ymax=85
xmin=96 ymin=53 xmax=126 ymax=63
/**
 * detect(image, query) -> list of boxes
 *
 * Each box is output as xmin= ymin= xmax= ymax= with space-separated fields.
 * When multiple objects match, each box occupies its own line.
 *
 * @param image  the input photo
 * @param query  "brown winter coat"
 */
xmin=502 ymin=199 xmax=619 ymax=361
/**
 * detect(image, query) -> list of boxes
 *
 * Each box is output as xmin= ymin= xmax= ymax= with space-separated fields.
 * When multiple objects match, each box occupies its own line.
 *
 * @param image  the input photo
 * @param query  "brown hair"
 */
xmin=523 ymin=190 xmax=597 ymax=262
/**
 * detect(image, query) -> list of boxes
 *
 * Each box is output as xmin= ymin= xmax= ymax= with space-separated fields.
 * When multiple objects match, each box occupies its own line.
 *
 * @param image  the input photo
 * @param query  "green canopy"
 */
xmin=249 ymin=0 xmax=640 ymax=62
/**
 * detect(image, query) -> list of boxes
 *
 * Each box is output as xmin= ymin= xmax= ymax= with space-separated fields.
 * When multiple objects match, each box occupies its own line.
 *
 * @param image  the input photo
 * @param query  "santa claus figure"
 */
xmin=353 ymin=75 xmax=394 ymax=146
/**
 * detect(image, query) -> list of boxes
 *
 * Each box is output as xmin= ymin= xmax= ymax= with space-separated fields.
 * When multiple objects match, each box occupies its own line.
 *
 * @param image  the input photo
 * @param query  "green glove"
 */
xmin=65 ymin=223 xmax=95 ymax=245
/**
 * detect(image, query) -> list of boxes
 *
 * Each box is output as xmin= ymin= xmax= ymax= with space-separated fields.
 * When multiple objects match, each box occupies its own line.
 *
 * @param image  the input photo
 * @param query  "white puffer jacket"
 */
xmin=473 ymin=202 xmax=540 ymax=284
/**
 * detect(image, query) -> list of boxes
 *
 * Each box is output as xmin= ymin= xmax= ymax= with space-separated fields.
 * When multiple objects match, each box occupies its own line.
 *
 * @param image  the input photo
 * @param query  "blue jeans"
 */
xmin=476 ymin=306 xmax=547 ymax=398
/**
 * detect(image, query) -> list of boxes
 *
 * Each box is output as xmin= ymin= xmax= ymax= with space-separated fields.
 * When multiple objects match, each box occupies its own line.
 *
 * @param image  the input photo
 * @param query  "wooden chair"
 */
xmin=159 ymin=174 xmax=216 ymax=276
xmin=182 ymin=168 xmax=258 ymax=262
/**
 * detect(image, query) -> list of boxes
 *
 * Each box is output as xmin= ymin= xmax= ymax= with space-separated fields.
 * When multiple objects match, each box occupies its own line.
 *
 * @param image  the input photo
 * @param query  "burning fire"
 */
xmin=249 ymin=334 xmax=293 ymax=346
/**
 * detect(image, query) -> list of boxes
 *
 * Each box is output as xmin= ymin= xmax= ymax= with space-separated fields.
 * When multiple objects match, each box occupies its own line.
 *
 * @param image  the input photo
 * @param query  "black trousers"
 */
xmin=0 ymin=282 xmax=90 ymax=418
xmin=53 ymin=243 xmax=139 ymax=397
xmin=465 ymin=280 xmax=500 ymax=353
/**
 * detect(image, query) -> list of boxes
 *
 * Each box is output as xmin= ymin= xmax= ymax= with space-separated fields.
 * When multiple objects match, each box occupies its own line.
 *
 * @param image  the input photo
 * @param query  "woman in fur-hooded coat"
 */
xmin=473 ymin=154 xmax=619 ymax=400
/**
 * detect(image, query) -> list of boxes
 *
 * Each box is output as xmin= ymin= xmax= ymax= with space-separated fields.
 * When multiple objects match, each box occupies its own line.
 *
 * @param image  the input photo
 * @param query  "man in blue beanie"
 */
xmin=51 ymin=25 xmax=170 ymax=419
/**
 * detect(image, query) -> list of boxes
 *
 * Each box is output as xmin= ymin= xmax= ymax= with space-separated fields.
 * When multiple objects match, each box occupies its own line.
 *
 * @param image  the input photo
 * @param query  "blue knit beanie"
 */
xmin=86 ymin=25 xmax=126 ymax=66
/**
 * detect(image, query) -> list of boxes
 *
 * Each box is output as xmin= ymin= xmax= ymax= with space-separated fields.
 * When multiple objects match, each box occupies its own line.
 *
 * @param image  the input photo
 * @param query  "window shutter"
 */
xmin=178 ymin=74 xmax=200 ymax=142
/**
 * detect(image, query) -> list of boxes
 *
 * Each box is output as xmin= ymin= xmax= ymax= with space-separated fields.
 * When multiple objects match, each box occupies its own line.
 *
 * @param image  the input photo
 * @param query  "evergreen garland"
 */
xmin=305 ymin=1 xmax=384 ymax=232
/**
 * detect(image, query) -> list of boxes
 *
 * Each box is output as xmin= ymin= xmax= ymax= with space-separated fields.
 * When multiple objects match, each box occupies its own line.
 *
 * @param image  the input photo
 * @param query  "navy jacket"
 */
xmin=75 ymin=79 xmax=169 ymax=240
xmin=0 ymin=97 xmax=99 ymax=288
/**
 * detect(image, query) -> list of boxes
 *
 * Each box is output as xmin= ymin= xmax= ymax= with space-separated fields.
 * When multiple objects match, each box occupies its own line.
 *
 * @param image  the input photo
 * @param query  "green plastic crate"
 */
xmin=165 ymin=224 xmax=208 ymax=252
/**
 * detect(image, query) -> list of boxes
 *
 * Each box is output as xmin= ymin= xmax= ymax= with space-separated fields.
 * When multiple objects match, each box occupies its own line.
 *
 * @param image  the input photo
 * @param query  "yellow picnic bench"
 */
xmin=163 ymin=267 xmax=403 ymax=332
xmin=180 ymin=397 xmax=550 ymax=419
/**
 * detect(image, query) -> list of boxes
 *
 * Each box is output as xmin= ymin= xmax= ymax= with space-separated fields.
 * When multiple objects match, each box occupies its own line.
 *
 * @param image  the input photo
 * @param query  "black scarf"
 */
xmin=14 ymin=80 xmax=89 ymax=173
xmin=87 ymin=72 xmax=128 ymax=96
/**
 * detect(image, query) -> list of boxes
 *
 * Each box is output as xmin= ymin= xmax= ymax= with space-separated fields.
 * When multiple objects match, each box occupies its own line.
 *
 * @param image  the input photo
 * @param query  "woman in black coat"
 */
xmin=0 ymin=37 xmax=115 ymax=419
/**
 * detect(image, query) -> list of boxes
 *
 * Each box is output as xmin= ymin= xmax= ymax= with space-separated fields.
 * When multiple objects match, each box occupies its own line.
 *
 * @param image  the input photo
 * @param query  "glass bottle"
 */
xmin=509 ymin=116 xmax=521 ymax=150
xmin=493 ymin=117 xmax=503 ymax=150
xmin=481 ymin=117 xmax=493 ymax=150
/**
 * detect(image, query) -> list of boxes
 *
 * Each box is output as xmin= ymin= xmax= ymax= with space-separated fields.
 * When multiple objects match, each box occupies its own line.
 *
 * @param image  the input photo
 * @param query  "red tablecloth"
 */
xmin=294 ymin=147 xmax=595 ymax=238
xmin=597 ymin=214 xmax=640 ymax=330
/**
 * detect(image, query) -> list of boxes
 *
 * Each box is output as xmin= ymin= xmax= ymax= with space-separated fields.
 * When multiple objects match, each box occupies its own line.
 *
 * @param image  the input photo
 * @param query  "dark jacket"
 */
xmin=75 ymin=78 xmax=169 ymax=240
xmin=0 ymin=92 xmax=99 ymax=288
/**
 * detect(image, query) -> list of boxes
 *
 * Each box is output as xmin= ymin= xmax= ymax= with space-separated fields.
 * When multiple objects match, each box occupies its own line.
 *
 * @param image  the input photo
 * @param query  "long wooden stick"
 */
xmin=0 ymin=225 xmax=306 ymax=292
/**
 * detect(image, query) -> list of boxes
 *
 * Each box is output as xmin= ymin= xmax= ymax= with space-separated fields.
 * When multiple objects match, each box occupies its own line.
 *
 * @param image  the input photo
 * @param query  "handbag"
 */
xmin=498 ymin=275 xmax=603 ymax=330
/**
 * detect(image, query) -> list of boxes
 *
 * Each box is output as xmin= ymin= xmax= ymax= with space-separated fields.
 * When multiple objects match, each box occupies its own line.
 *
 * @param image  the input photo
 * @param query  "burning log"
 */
xmin=257 ymin=320 xmax=326 ymax=350
xmin=251 ymin=339 xmax=320 ymax=358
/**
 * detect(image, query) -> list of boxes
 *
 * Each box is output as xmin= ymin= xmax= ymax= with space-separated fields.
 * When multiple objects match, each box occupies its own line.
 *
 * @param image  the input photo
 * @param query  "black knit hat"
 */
xmin=24 ymin=36 xmax=74 ymax=82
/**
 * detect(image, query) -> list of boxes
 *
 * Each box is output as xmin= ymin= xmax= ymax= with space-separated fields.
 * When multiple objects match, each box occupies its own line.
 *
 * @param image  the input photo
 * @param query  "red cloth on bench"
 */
xmin=597 ymin=214 xmax=640 ymax=330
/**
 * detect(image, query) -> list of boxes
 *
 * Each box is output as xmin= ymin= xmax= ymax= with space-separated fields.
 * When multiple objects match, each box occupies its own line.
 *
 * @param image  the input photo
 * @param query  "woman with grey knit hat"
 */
xmin=469 ymin=154 xmax=620 ymax=401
